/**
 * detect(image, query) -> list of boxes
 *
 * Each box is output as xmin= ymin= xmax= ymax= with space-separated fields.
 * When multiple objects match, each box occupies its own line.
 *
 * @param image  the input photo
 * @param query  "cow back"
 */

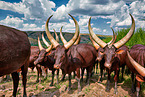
xmin=70 ymin=43 xmax=97 ymax=67
xmin=0 ymin=25 xmax=31 ymax=76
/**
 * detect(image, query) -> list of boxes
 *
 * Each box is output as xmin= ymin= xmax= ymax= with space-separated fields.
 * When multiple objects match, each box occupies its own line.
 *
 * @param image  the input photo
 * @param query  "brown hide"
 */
xmin=29 ymin=46 xmax=39 ymax=69
xmin=126 ymin=44 xmax=145 ymax=80
xmin=0 ymin=25 xmax=30 ymax=76
xmin=34 ymin=49 xmax=55 ymax=70
xmin=54 ymin=43 xmax=97 ymax=74
xmin=115 ymin=45 xmax=129 ymax=67
xmin=0 ymin=25 xmax=30 ymax=96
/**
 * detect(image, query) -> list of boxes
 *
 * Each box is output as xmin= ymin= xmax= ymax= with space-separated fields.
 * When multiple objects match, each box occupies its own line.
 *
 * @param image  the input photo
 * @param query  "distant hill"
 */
xmin=26 ymin=31 xmax=112 ymax=46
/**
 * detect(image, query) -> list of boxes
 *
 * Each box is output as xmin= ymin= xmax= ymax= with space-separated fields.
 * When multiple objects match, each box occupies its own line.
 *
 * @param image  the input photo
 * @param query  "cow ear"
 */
xmin=116 ymin=50 xmax=124 ymax=54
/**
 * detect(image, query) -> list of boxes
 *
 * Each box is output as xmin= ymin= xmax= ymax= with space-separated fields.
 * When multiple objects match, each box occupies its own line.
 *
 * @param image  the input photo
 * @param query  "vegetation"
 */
xmin=109 ymin=27 xmax=145 ymax=48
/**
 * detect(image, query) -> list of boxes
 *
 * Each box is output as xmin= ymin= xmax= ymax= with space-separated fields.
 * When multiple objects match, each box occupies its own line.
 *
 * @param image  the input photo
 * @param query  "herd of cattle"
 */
xmin=0 ymin=14 xmax=144 ymax=97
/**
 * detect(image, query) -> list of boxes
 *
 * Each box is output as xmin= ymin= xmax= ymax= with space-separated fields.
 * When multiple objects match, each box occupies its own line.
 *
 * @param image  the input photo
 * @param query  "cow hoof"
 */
xmin=131 ymin=88 xmax=135 ymax=93
xmin=23 ymin=94 xmax=27 ymax=97
xmin=67 ymin=87 xmax=71 ymax=91
xmin=36 ymin=80 xmax=39 ymax=83
xmin=49 ymin=83 xmax=53 ymax=87
xmin=114 ymin=90 xmax=118 ymax=94
xmin=105 ymin=87 xmax=109 ymax=92
xmin=80 ymin=78 xmax=83 ymax=82
xmin=60 ymin=78 xmax=65 ymax=82
xmin=77 ymin=89 xmax=82 ymax=94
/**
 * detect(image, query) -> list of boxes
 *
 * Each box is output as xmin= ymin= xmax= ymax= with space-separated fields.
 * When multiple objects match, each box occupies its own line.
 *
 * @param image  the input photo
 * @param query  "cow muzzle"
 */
xmin=97 ymin=57 xmax=102 ymax=62
xmin=54 ymin=64 xmax=60 ymax=69
xmin=104 ymin=62 xmax=111 ymax=69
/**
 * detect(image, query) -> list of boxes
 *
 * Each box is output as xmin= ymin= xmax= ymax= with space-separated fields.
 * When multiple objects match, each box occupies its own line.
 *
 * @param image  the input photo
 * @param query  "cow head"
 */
xmin=34 ymin=36 xmax=53 ymax=65
xmin=89 ymin=14 xmax=135 ymax=69
xmin=45 ymin=14 xmax=80 ymax=69
xmin=127 ymin=51 xmax=145 ymax=78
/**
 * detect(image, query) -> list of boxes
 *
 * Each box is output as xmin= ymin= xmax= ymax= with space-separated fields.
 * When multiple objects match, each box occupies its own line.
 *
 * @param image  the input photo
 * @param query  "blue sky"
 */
xmin=0 ymin=0 xmax=145 ymax=35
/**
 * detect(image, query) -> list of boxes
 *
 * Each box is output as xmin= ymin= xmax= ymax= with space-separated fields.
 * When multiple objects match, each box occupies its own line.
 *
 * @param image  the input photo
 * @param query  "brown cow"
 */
xmin=89 ymin=14 xmax=135 ymax=94
xmin=34 ymin=33 xmax=60 ymax=86
xmin=45 ymin=14 xmax=97 ymax=92
xmin=0 ymin=25 xmax=31 ymax=97
xmin=29 ymin=46 xmax=46 ymax=83
xmin=126 ymin=44 xmax=145 ymax=97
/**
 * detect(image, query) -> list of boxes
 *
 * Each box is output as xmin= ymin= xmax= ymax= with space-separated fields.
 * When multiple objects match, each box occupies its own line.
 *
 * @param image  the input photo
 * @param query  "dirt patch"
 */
xmin=0 ymin=68 xmax=145 ymax=97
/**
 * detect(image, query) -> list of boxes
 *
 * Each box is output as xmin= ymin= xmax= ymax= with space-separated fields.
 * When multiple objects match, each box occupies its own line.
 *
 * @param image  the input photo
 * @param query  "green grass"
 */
xmin=103 ymin=27 xmax=145 ymax=48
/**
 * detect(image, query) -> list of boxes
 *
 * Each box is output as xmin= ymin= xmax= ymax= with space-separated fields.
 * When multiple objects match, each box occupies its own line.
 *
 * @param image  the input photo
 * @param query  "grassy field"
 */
xmin=0 ymin=28 xmax=145 ymax=97
xmin=0 ymin=66 xmax=145 ymax=97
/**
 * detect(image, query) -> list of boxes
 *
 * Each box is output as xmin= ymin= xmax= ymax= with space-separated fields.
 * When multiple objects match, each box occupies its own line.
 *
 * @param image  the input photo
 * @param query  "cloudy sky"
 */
xmin=0 ymin=0 xmax=145 ymax=35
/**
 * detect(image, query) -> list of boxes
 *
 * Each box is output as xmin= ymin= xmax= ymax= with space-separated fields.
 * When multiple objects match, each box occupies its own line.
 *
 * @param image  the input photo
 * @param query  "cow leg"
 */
xmin=114 ymin=69 xmax=119 ymax=94
xmin=56 ymin=69 xmax=59 ymax=84
xmin=106 ymin=70 xmax=110 ymax=92
xmin=121 ymin=65 xmax=125 ymax=80
xmin=86 ymin=67 xmax=92 ymax=86
xmin=91 ymin=65 xmax=95 ymax=77
xmin=67 ymin=73 xmax=72 ymax=91
xmin=50 ymin=70 xmax=55 ymax=86
xmin=81 ymin=68 xmax=85 ymax=82
xmin=76 ymin=68 xmax=81 ymax=93
xmin=21 ymin=63 xmax=28 ymax=97
xmin=131 ymin=72 xmax=135 ymax=93
xmin=135 ymin=79 xmax=140 ymax=97
xmin=98 ymin=62 xmax=104 ymax=83
xmin=73 ymin=71 xmax=76 ymax=78
xmin=60 ymin=69 xmax=66 ymax=81
xmin=11 ymin=72 xmax=19 ymax=97
xmin=95 ymin=61 xmax=98 ymax=74
xmin=36 ymin=65 xmax=42 ymax=83
xmin=44 ymin=67 xmax=48 ymax=80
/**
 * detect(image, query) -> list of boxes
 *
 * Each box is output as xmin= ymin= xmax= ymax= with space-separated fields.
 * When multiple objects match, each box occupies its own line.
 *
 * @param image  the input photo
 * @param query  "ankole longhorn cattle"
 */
xmin=45 ymin=14 xmax=97 ymax=92
xmin=126 ymin=44 xmax=145 ymax=97
xmin=0 ymin=25 xmax=31 ymax=97
xmin=89 ymin=14 xmax=135 ymax=94
xmin=33 ymin=31 xmax=60 ymax=86
xmin=59 ymin=26 xmax=81 ymax=81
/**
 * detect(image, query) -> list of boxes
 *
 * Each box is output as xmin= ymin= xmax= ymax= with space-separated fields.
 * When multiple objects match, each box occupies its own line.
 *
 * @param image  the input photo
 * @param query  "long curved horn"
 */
xmin=60 ymin=26 xmax=68 ymax=44
xmin=74 ymin=35 xmax=81 ymax=45
xmin=127 ymin=51 xmax=145 ymax=77
xmin=42 ymin=32 xmax=50 ymax=47
xmin=39 ymin=35 xmax=53 ymax=52
xmin=38 ymin=36 xmax=44 ymax=51
xmin=45 ymin=15 xmax=60 ymax=48
xmin=89 ymin=35 xmax=100 ymax=50
xmin=113 ymin=14 xmax=135 ymax=48
xmin=108 ymin=27 xmax=117 ymax=47
xmin=64 ymin=14 xmax=80 ymax=49
xmin=46 ymin=44 xmax=53 ymax=52
xmin=88 ymin=17 xmax=107 ymax=48
xmin=53 ymin=29 xmax=59 ymax=42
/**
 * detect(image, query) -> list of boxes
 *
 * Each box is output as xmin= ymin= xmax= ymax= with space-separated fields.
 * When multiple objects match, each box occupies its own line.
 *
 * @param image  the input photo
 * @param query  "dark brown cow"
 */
xmin=0 ymin=25 xmax=31 ymax=97
xmin=34 ymin=34 xmax=60 ymax=86
xmin=45 ymin=14 xmax=97 ymax=92
xmin=126 ymin=44 xmax=145 ymax=97
xmin=89 ymin=14 xmax=135 ymax=94
xmin=29 ymin=46 xmax=46 ymax=83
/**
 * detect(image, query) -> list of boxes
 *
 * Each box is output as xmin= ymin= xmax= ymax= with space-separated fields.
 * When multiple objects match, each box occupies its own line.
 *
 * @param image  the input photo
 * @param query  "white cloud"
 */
xmin=0 ymin=16 xmax=24 ymax=28
xmin=0 ymin=0 xmax=144 ymax=35
xmin=0 ymin=0 xmax=55 ymax=21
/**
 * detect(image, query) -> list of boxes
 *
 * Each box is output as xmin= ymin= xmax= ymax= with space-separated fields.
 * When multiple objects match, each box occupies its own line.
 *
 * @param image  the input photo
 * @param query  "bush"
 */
xmin=103 ymin=28 xmax=145 ymax=48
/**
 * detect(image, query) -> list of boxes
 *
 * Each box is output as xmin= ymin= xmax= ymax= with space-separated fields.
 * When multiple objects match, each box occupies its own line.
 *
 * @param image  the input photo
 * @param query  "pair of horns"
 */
xmin=90 ymin=27 xmax=117 ymax=49
xmin=38 ymin=29 xmax=59 ymax=52
xmin=45 ymin=14 xmax=80 ymax=49
xmin=127 ymin=51 xmax=145 ymax=78
xmin=38 ymin=35 xmax=53 ymax=52
xmin=89 ymin=14 xmax=135 ymax=49
xmin=60 ymin=26 xmax=81 ymax=45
